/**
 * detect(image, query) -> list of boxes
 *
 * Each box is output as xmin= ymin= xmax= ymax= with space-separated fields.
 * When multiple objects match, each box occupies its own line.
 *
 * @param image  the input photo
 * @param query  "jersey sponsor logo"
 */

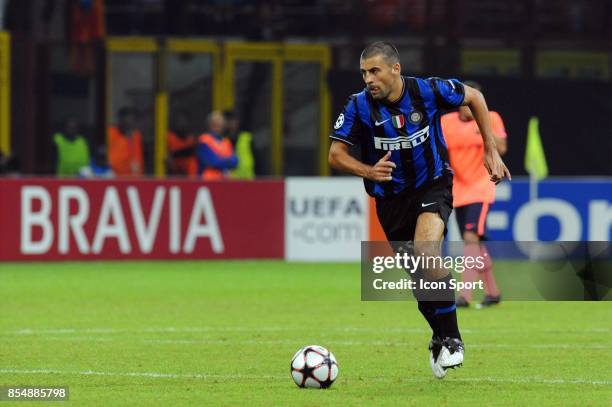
xmin=373 ymin=126 xmax=430 ymax=151
xmin=374 ymin=118 xmax=390 ymax=126
xmin=334 ymin=113 xmax=345 ymax=129
xmin=391 ymin=114 xmax=405 ymax=128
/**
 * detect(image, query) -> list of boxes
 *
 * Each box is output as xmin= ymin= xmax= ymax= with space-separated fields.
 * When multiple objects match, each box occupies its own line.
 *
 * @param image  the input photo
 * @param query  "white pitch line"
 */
xmin=2 ymin=326 xmax=610 ymax=336
xmin=3 ymin=335 xmax=608 ymax=350
xmin=439 ymin=377 xmax=612 ymax=386
xmin=0 ymin=369 xmax=281 ymax=380
xmin=0 ymin=326 xmax=435 ymax=336
xmin=0 ymin=369 xmax=609 ymax=386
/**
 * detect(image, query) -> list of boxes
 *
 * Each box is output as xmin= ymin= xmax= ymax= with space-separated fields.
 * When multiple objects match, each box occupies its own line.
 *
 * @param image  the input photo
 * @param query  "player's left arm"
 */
xmin=495 ymin=136 xmax=507 ymax=156
xmin=462 ymin=86 xmax=511 ymax=183
xmin=490 ymin=111 xmax=508 ymax=156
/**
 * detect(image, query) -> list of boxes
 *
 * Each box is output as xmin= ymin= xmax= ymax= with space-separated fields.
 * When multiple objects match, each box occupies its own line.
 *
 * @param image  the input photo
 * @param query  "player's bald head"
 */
xmin=360 ymin=42 xmax=400 ymax=66
xmin=208 ymin=110 xmax=225 ymax=134
xmin=208 ymin=110 xmax=224 ymax=125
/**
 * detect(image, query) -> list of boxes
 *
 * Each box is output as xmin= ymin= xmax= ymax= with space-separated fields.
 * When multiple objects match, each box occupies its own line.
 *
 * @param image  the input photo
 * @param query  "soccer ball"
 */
xmin=290 ymin=345 xmax=339 ymax=388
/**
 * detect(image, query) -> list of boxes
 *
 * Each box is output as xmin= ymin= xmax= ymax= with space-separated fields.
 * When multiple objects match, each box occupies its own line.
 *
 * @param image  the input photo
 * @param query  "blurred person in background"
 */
xmin=167 ymin=110 xmax=198 ymax=178
xmin=197 ymin=111 xmax=238 ymax=181
xmin=79 ymin=146 xmax=114 ymax=178
xmin=66 ymin=0 xmax=105 ymax=75
xmin=223 ymin=110 xmax=254 ymax=180
xmin=52 ymin=117 xmax=91 ymax=177
xmin=442 ymin=80 xmax=507 ymax=308
xmin=0 ymin=150 xmax=20 ymax=176
xmin=107 ymin=107 xmax=144 ymax=176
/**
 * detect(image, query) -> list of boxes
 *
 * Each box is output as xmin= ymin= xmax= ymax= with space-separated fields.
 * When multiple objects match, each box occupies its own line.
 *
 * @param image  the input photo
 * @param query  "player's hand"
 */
xmin=367 ymin=151 xmax=396 ymax=182
xmin=484 ymin=148 xmax=511 ymax=184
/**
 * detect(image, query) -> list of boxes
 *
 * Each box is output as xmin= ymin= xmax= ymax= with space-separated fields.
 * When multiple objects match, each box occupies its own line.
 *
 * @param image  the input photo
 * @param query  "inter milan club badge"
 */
xmin=408 ymin=110 xmax=423 ymax=125
xmin=391 ymin=114 xmax=405 ymax=128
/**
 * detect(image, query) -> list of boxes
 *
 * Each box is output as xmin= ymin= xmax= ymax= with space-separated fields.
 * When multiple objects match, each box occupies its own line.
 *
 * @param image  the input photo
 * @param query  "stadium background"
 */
xmin=1 ymin=0 xmax=611 ymax=177
xmin=0 ymin=1 xmax=611 ymax=405
xmin=0 ymin=0 xmax=609 ymax=261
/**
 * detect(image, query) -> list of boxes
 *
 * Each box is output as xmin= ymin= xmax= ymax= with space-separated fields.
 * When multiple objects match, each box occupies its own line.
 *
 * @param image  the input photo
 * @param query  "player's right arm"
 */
xmin=329 ymin=142 xmax=395 ymax=182
xmin=328 ymin=95 xmax=395 ymax=182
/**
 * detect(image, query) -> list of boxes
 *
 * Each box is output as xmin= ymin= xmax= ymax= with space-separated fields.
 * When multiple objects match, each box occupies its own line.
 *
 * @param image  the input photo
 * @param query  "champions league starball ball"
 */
xmin=290 ymin=345 xmax=339 ymax=388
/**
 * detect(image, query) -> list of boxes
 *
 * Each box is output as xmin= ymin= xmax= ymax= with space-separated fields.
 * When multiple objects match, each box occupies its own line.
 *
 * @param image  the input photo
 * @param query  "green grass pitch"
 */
xmin=0 ymin=261 xmax=610 ymax=405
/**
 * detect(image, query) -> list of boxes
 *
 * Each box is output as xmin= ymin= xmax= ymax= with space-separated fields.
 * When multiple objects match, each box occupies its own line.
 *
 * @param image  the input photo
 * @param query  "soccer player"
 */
xmin=328 ymin=42 xmax=510 ymax=378
xmin=442 ymin=81 xmax=507 ymax=308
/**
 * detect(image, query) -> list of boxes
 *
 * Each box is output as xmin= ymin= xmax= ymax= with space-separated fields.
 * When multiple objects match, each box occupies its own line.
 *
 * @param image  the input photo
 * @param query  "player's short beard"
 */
xmin=369 ymin=86 xmax=389 ymax=100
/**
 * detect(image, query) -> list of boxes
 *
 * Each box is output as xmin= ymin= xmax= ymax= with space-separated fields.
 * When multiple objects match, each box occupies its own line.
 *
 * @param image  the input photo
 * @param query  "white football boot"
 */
xmin=438 ymin=337 xmax=465 ymax=369
xmin=428 ymin=337 xmax=447 ymax=379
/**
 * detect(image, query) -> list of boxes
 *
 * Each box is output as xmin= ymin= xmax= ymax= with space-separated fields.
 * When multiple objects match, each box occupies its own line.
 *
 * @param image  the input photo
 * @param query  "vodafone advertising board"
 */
xmin=0 ymin=179 xmax=284 ymax=260
xmin=285 ymin=178 xmax=368 ymax=262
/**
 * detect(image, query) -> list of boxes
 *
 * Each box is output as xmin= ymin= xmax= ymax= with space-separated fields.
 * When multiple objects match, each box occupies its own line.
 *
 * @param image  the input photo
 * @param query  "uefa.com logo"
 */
xmin=360 ymin=241 xmax=611 ymax=301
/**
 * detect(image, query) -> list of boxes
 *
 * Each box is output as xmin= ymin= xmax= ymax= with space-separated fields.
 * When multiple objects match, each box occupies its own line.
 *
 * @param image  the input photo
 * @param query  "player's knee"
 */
xmin=413 ymin=240 xmax=440 ymax=259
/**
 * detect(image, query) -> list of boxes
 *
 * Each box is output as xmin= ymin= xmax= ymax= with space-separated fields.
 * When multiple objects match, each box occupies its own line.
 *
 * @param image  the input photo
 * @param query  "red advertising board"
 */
xmin=0 ymin=179 xmax=284 ymax=260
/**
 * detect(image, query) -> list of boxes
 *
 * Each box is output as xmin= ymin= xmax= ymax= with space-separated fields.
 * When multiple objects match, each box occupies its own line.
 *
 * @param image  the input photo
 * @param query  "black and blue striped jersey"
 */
xmin=330 ymin=76 xmax=465 ymax=198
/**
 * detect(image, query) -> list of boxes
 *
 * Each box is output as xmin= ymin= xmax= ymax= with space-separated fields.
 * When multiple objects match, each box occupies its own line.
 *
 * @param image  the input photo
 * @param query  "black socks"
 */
xmin=415 ymin=273 xmax=461 ymax=340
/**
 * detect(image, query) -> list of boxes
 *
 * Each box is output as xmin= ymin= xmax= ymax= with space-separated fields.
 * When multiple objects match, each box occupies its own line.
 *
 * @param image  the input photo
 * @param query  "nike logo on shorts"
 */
xmin=421 ymin=202 xmax=436 ymax=207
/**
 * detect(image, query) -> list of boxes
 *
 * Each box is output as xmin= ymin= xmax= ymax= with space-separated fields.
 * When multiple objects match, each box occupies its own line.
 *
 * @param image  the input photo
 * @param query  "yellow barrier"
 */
xmin=536 ymin=51 xmax=609 ymax=80
xmin=106 ymin=39 xmax=331 ymax=177
xmin=461 ymin=49 xmax=520 ymax=76
xmin=224 ymin=42 xmax=331 ymax=176
xmin=166 ymin=39 xmax=222 ymax=111
xmin=107 ymin=37 xmax=158 ymax=53
xmin=0 ymin=32 xmax=10 ymax=155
